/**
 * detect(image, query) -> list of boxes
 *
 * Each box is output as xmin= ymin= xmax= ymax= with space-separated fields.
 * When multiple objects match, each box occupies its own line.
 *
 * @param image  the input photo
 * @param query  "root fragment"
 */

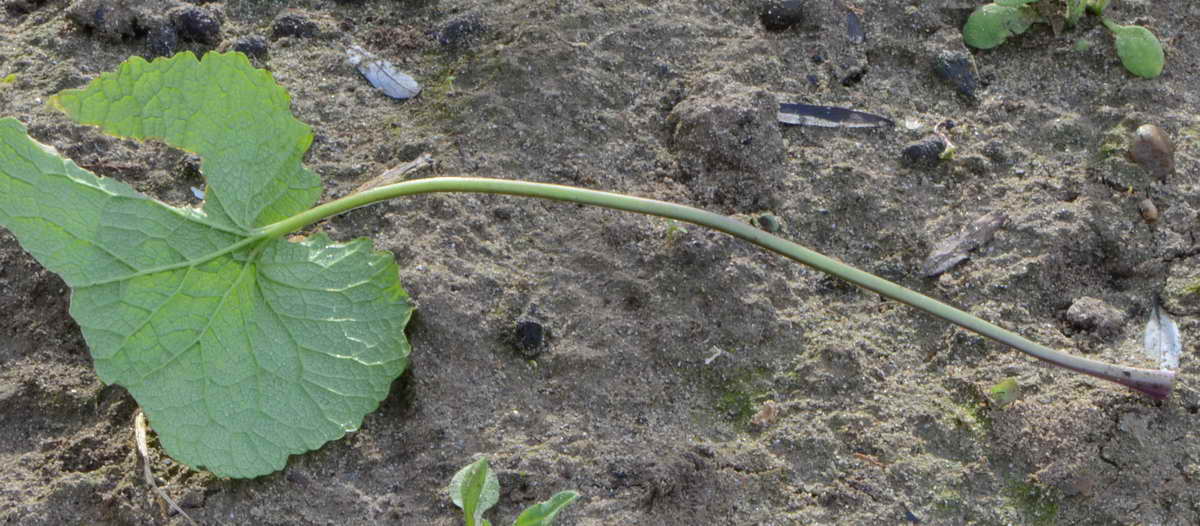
xmin=135 ymin=410 xmax=198 ymax=526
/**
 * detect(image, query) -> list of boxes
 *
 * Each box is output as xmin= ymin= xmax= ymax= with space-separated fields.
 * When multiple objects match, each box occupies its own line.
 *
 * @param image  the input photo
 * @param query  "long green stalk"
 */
xmin=258 ymin=177 xmax=1175 ymax=399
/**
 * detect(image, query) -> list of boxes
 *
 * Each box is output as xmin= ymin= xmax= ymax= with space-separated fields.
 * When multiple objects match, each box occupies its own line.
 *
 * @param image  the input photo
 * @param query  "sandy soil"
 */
xmin=2 ymin=0 xmax=1198 ymax=524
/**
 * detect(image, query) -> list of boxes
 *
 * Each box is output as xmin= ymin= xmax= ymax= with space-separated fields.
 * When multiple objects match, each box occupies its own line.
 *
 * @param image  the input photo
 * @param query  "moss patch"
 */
xmin=1005 ymin=479 xmax=1061 ymax=526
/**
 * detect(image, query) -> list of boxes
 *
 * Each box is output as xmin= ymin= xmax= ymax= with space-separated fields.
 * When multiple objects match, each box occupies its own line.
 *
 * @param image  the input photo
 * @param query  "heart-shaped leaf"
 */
xmin=0 ymin=52 xmax=413 ymax=478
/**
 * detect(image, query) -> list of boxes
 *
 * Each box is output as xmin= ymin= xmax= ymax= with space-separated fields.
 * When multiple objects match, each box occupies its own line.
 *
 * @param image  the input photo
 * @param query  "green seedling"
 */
xmin=449 ymin=457 xmax=580 ymax=526
xmin=962 ymin=0 xmax=1039 ymax=50
xmin=1100 ymin=18 xmax=1164 ymax=78
xmin=988 ymin=377 xmax=1021 ymax=407
xmin=963 ymin=0 xmax=1164 ymax=78
xmin=662 ymin=218 xmax=689 ymax=244
xmin=0 ymin=51 xmax=1175 ymax=478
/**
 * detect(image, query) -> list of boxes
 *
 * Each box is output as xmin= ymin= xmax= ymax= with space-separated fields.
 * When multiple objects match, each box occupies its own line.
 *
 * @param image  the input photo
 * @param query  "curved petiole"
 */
xmin=258 ymin=176 xmax=1175 ymax=399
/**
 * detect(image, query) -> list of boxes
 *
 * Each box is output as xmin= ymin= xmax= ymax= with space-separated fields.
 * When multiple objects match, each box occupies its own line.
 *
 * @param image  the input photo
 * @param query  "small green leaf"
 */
xmin=0 ymin=52 xmax=413 ymax=478
xmin=963 ymin=2 xmax=1039 ymax=50
xmin=988 ymin=378 xmax=1021 ymax=407
xmin=1102 ymin=19 xmax=1164 ymax=78
xmin=1086 ymin=0 xmax=1109 ymax=15
xmin=512 ymin=491 xmax=581 ymax=526
xmin=450 ymin=458 xmax=500 ymax=526
xmin=1065 ymin=0 xmax=1086 ymax=26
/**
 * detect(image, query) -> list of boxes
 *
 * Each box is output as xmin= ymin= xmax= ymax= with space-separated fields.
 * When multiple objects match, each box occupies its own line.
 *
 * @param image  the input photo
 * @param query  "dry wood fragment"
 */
xmin=922 ymin=210 xmax=1008 ymax=277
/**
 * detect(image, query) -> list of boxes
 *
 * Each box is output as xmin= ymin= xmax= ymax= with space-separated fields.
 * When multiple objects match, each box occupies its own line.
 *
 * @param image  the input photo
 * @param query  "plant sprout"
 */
xmin=963 ymin=0 xmax=1165 ymax=78
xmin=449 ymin=457 xmax=579 ymax=526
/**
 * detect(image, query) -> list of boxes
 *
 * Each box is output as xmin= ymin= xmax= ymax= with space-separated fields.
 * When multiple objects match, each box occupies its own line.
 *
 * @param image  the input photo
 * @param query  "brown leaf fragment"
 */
xmin=922 ymin=211 xmax=1008 ymax=277
xmin=750 ymin=400 xmax=779 ymax=428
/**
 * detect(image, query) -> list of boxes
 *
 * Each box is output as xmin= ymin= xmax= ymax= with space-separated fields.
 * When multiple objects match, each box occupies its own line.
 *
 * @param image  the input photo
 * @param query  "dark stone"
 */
xmin=514 ymin=320 xmax=545 ymax=358
xmin=175 ymin=154 xmax=203 ymax=180
xmin=760 ymin=1 xmax=805 ymax=31
xmin=272 ymin=12 xmax=318 ymax=39
xmin=437 ymin=15 xmax=484 ymax=48
xmin=840 ymin=67 xmax=866 ymax=87
xmin=233 ymin=35 xmax=270 ymax=60
xmin=756 ymin=214 xmax=781 ymax=233
xmin=492 ymin=207 xmax=513 ymax=221
xmin=6 ymin=0 xmax=50 ymax=15
xmin=171 ymin=6 xmax=221 ymax=45
xmin=146 ymin=21 xmax=178 ymax=58
xmin=901 ymin=136 xmax=946 ymax=168
xmin=66 ymin=0 xmax=139 ymax=41
xmin=932 ymin=50 xmax=979 ymax=99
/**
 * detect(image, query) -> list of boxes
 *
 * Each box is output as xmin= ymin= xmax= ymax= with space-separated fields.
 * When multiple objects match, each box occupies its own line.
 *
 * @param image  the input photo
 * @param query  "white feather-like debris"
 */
xmin=777 ymin=103 xmax=894 ymax=128
xmin=1143 ymin=300 xmax=1181 ymax=371
xmin=346 ymin=45 xmax=421 ymax=100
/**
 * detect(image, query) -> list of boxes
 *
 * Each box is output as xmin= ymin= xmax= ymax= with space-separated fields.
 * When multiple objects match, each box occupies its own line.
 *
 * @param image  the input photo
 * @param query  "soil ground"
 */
xmin=2 ymin=0 xmax=1199 ymax=524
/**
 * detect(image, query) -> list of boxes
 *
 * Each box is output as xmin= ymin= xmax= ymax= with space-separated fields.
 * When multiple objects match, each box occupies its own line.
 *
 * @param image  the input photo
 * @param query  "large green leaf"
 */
xmin=0 ymin=52 xmax=412 ymax=478
xmin=50 ymin=51 xmax=322 ymax=232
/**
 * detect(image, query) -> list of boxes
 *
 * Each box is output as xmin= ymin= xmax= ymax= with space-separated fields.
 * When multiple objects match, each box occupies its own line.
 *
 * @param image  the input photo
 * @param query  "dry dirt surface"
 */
xmin=2 ymin=0 xmax=1199 ymax=524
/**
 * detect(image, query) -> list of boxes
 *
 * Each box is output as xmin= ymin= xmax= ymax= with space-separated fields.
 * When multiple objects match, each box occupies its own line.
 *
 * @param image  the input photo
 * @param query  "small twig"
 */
xmin=135 ymin=411 xmax=198 ymax=526
xmin=549 ymin=29 xmax=590 ymax=48
xmin=349 ymin=153 xmax=434 ymax=196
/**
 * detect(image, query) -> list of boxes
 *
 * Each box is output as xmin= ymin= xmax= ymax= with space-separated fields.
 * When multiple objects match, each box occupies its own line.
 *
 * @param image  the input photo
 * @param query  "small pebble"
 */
xmin=1127 ymin=124 xmax=1174 ymax=183
xmin=1065 ymin=296 xmax=1125 ymax=337
xmin=171 ymin=6 xmax=221 ymax=45
xmin=760 ymin=0 xmax=805 ymax=31
xmin=1138 ymin=197 xmax=1158 ymax=224
xmin=272 ymin=12 xmax=318 ymax=39
xmin=901 ymin=136 xmax=946 ymax=167
xmin=756 ymin=214 xmax=782 ymax=233
xmin=233 ymin=35 xmax=270 ymax=60
xmin=840 ymin=67 xmax=866 ymax=87
xmin=438 ymin=15 xmax=484 ymax=48
xmin=146 ymin=22 xmax=178 ymax=57
xmin=932 ymin=50 xmax=979 ymax=99
xmin=514 ymin=321 xmax=545 ymax=359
